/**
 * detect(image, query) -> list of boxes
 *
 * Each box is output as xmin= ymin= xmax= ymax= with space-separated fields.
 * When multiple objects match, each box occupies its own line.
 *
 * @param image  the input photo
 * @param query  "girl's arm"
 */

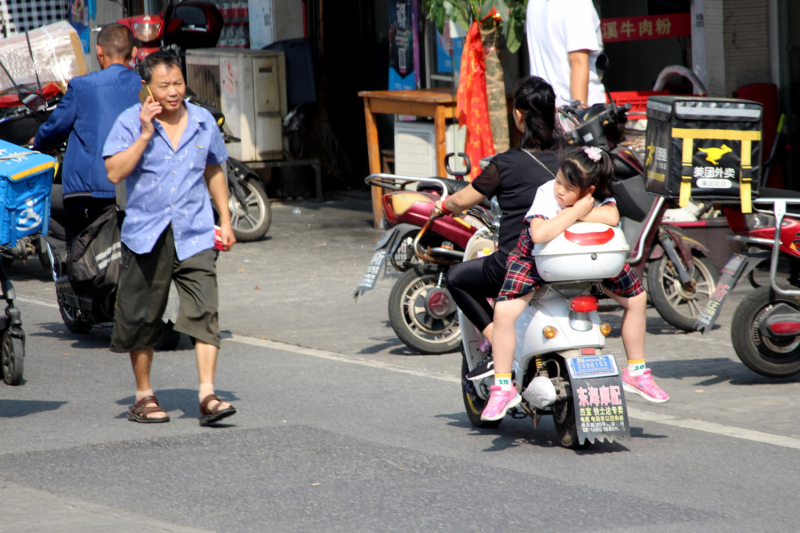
xmin=578 ymin=203 xmax=620 ymax=226
xmin=529 ymin=194 xmax=594 ymax=243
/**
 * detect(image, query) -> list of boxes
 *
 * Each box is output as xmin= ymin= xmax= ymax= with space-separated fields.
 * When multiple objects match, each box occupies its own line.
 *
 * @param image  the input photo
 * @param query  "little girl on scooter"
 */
xmin=482 ymin=146 xmax=670 ymax=422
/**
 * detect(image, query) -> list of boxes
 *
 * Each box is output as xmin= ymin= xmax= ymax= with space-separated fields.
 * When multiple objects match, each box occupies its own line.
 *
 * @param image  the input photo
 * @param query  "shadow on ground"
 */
xmin=0 ymin=399 xmax=67 ymax=418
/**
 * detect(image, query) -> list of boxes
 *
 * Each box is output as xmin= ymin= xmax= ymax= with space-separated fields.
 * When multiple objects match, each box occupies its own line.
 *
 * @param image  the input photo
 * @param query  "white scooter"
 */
xmin=459 ymin=221 xmax=633 ymax=448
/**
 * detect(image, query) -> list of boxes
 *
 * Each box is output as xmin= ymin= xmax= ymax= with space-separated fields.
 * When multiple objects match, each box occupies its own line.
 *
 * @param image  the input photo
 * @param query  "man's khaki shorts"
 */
xmin=109 ymin=225 xmax=220 ymax=353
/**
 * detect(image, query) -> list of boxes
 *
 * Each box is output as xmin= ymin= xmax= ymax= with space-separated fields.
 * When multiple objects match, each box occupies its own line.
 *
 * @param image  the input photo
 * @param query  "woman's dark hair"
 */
xmin=560 ymin=147 xmax=615 ymax=202
xmin=513 ymin=76 xmax=564 ymax=151
xmin=141 ymin=51 xmax=183 ymax=84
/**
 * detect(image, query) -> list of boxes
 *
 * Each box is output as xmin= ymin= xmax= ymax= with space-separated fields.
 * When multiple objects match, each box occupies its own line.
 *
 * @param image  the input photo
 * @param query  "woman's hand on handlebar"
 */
xmin=433 ymin=200 xmax=451 ymax=218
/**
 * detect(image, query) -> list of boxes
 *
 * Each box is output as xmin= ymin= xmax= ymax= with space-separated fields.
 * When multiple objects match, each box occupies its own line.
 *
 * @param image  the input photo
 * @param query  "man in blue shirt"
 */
xmin=104 ymin=51 xmax=237 ymax=426
xmin=33 ymin=23 xmax=141 ymax=240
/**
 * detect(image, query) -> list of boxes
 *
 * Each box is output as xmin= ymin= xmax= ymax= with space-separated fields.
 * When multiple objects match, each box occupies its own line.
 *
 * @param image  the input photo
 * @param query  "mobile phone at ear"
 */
xmin=138 ymin=85 xmax=153 ymax=105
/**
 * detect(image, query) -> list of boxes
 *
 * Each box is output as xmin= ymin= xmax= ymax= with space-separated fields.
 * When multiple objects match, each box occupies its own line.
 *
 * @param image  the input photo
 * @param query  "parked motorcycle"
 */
xmin=117 ymin=0 xmax=223 ymax=65
xmin=562 ymin=101 xmax=719 ymax=331
xmin=458 ymin=216 xmax=632 ymax=448
xmin=355 ymin=157 xmax=496 ymax=354
xmin=694 ymin=194 xmax=800 ymax=378
xmin=0 ymin=56 xmax=63 ymax=273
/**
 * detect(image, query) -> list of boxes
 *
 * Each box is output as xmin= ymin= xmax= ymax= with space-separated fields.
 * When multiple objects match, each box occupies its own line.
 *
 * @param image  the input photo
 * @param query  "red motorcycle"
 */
xmin=355 ymin=155 xmax=496 ymax=355
xmin=695 ymin=192 xmax=800 ymax=378
xmin=118 ymin=0 xmax=223 ymax=63
xmin=562 ymin=102 xmax=720 ymax=331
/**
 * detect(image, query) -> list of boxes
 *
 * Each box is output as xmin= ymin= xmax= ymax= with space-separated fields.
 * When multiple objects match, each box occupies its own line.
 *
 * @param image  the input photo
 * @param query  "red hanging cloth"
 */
xmin=457 ymin=21 xmax=495 ymax=181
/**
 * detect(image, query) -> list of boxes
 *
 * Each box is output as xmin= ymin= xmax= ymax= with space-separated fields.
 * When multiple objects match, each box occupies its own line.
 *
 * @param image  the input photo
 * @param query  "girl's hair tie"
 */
xmin=584 ymin=146 xmax=603 ymax=162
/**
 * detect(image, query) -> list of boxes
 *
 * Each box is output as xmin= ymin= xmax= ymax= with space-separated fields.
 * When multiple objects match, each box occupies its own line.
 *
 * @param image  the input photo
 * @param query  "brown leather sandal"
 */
xmin=127 ymin=395 xmax=170 ymax=424
xmin=199 ymin=394 xmax=236 ymax=426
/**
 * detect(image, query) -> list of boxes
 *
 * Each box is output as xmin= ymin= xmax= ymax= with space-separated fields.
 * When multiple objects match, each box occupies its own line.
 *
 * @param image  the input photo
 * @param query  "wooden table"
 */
xmin=359 ymin=88 xmax=458 ymax=228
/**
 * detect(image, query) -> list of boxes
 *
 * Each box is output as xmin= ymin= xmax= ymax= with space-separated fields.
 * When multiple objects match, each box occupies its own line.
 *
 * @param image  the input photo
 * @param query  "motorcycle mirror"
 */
xmin=20 ymin=90 xmax=47 ymax=113
xmin=444 ymin=152 xmax=471 ymax=178
xmin=595 ymin=53 xmax=609 ymax=82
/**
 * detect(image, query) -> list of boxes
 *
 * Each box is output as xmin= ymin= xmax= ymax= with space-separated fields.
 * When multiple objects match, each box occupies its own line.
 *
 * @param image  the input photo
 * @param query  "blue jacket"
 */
xmin=34 ymin=64 xmax=142 ymax=199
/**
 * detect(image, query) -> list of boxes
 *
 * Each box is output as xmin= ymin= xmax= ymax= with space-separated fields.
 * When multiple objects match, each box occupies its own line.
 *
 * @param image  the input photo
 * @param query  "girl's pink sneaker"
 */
xmin=621 ymin=369 xmax=670 ymax=403
xmin=480 ymin=386 xmax=521 ymax=421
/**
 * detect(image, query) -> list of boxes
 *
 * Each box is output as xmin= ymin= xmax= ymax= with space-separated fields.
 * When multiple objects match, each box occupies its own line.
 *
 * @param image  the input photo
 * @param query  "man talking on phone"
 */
xmin=104 ymin=50 xmax=237 ymax=426
xmin=33 ymin=23 xmax=140 ymax=241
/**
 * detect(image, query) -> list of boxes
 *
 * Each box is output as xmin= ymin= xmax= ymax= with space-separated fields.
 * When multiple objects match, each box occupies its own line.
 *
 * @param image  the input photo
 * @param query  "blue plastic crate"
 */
xmin=0 ymin=141 xmax=55 ymax=248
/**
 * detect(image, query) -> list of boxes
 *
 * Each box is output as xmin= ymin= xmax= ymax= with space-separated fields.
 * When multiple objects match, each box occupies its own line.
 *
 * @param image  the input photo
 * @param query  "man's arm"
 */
xmin=105 ymin=98 xmax=160 ymax=184
xmin=32 ymin=84 xmax=78 ymax=150
xmin=204 ymin=164 xmax=236 ymax=251
xmin=568 ymin=50 xmax=590 ymax=106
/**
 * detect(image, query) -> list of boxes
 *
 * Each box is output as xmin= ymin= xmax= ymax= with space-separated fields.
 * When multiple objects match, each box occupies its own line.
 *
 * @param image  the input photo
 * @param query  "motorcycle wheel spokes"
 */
xmin=403 ymin=279 xmax=459 ymax=341
xmin=648 ymin=255 xmax=718 ymax=332
xmin=389 ymin=265 xmax=462 ymax=354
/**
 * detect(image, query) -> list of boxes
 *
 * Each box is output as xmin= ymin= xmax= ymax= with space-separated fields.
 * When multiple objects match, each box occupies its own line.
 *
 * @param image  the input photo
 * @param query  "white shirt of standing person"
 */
xmin=524 ymin=179 xmax=616 ymax=223
xmin=525 ymin=0 xmax=606 ymax=106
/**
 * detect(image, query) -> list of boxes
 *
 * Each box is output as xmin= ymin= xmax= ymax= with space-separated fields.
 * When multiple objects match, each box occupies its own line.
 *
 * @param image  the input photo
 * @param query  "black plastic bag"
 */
xmin=66 ymin=205 xmax=124 ymax=297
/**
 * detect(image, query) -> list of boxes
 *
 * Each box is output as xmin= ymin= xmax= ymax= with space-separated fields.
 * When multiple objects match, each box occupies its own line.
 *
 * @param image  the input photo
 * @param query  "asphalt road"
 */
xmin=1 ymin=193 xmax=799 ymax=532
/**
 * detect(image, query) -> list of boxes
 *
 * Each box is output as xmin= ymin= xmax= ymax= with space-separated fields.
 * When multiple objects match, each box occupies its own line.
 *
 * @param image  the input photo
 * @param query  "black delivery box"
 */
xmin=644 ymin=96 xmax=762 ymax=213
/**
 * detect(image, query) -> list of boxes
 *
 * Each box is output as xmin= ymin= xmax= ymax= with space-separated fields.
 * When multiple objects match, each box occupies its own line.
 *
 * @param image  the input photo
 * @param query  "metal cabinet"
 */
xmin=186 ymin=48 xmax=288 ymax=162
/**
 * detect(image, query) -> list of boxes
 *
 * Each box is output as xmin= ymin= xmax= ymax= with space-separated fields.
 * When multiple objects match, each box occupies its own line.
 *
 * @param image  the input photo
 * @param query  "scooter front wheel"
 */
xmin=1 ymin=332 xmax=24 ymax=386
xmin=731 ymin=284 xmax=800 ymax=378
xmin=461 ymin=350 xmax=502 ymax=428
xmin=388 ymin=265 xmax=461 ymax=355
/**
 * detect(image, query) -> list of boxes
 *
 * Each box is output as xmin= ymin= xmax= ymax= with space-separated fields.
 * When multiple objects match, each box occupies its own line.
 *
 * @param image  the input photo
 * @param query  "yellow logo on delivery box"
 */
xmin=645 ymin=144 xmax=654 ymax=167
xmin=698 ymin=144 xmax=732 ymax=166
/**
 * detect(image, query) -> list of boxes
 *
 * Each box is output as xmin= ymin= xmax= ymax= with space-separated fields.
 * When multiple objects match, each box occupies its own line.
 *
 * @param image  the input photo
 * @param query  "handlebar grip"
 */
xmin=445 ymin=152 xmax=472 ymax=178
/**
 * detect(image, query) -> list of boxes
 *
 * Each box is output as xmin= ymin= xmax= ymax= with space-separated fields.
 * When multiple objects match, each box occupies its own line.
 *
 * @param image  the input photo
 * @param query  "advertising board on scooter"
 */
xmin=567 ymin=356 xmax=631 ymax=443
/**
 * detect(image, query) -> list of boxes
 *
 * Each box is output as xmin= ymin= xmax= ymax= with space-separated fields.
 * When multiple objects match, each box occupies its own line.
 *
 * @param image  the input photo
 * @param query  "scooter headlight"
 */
xmin=134 ymin=22 xmax=162 ymax=42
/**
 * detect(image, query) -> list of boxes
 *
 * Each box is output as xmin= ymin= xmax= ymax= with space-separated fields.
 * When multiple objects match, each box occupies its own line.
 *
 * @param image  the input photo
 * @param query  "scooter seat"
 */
xmin=417 ymin=178 xmax=493 ymax=210
xmin=759 ymin=188 xmax=800 ymax=214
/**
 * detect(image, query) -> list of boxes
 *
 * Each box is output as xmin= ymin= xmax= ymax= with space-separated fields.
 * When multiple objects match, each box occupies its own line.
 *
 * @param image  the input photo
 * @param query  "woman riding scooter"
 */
xmin=436 ymin=76 xmax=562 ymax=377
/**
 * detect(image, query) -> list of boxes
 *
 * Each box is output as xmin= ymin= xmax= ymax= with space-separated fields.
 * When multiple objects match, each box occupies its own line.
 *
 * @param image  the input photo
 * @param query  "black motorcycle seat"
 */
xmin=417 ymin=178 xmax=493 ymax=210
xmin=614 ymin=156 xmax=639 ymax=179
xmin=417 ymin=177 xmax=470 ymax=195
xmin=759 ymin=188 xmax=800 ymax=214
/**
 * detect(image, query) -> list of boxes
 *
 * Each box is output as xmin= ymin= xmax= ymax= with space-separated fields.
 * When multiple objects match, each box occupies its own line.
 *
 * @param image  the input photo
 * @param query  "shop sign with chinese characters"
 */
xmin=601 ymin=13 xmax=691 ymax=43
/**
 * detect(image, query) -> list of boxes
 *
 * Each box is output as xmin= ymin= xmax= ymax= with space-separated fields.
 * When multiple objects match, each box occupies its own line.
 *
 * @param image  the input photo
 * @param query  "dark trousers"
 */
xmin=445 ymin=252 xmax=508 ymax=332
xmin=110 ymin=225 xmax=220 ymax=353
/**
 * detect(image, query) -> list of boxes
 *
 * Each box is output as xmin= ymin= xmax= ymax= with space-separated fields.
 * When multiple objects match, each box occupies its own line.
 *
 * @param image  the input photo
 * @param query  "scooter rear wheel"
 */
xmin=227 ymin=175 xmax=271 ymax=242
xmin=731 ymin=284 xmax=800 ymax=378
xmin=461 ymin=350 xmax=502 ymax=428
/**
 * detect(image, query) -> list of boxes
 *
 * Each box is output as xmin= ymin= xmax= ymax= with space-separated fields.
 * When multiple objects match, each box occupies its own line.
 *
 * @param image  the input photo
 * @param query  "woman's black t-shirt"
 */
xmin=471 ymin=148 xmax=560 ymax=258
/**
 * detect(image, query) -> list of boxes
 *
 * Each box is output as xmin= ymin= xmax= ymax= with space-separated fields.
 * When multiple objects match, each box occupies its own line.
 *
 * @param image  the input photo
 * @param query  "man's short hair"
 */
xmin=97 ymin=23 xmax=134 ymax=60
xmin=141 ymin=51 xmax=182 ymax=83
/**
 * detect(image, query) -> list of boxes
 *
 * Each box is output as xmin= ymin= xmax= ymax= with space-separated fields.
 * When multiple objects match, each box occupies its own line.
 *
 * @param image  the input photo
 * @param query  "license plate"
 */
xmin=567 ymin=355 xmax=619 ymax=379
